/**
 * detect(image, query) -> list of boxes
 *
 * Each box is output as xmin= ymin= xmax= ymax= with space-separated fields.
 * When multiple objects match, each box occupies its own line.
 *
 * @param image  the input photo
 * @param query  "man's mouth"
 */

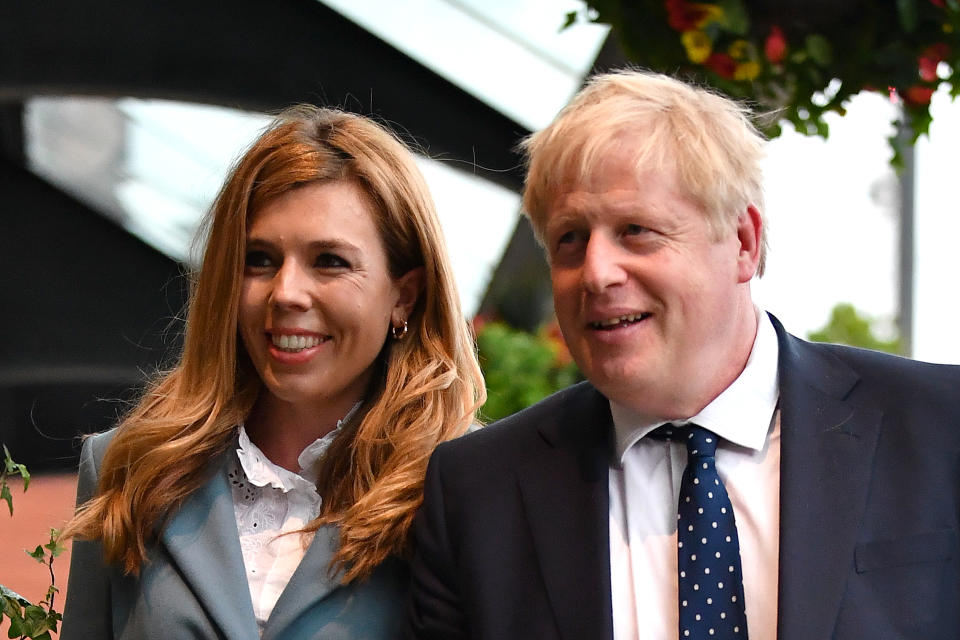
xmin=588 ymin=313 xmax=652 ymax=330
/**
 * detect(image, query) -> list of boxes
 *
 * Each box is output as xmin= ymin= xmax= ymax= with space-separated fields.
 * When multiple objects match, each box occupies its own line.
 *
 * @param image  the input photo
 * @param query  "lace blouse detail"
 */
xmin=229 ymin=423 xmax=341 ymax=630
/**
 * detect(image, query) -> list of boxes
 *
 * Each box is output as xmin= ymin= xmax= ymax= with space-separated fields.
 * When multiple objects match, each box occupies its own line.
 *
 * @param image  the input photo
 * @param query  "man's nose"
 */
xmin=581 ymin=233 xmax=627 ymax=293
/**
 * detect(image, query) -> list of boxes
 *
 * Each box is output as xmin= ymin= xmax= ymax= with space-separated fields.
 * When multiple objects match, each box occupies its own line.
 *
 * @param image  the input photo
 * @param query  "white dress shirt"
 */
xmin=229 ymin=422 xmax=342 ymax=631
xmin=609 ymin=312 xmax=781 ymax=640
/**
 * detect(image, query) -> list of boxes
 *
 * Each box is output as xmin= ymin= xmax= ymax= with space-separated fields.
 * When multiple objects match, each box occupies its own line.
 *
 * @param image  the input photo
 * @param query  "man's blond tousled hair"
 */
xmin=63 ymin=106 xmax=485 ymax=583
xmin=521 ymin=68 xmax=768 ymax=275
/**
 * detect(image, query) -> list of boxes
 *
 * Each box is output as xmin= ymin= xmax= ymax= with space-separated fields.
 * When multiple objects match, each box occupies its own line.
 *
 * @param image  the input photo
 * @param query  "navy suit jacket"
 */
xmin=407 ymin=315 xmax=960 ymax=640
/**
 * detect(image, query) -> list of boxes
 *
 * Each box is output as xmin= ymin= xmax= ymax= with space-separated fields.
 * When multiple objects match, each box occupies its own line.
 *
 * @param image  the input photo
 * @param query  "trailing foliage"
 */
xmin=569 ymin=0 xmax=960 ymax=165
xmin=0 ymin=447 xmax=63 ymax=640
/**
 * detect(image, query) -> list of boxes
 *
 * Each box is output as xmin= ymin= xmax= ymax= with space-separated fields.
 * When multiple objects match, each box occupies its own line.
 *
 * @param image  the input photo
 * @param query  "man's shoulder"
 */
xmin=434 ymin=381 xmax=606 ymax=463
xmin=781 ymin=328 xmax=960 ymax=405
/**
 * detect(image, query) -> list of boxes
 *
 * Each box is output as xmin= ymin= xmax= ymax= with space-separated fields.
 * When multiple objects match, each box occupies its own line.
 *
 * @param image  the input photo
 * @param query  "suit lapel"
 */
xmin=160 ymin=448 xmax=260 ymax=639
xmin=516 ymin=383 xmax=613 ymax=640
xmin=260 ymin=524 xmax=343 ymax=639
xmin=772 ymin=317 xmax=882 ymax=640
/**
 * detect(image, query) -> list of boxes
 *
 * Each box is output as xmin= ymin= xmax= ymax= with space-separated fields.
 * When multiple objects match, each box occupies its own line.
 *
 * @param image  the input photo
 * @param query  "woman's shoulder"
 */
xmin=81 ymin=428 xmax=118 ymax=463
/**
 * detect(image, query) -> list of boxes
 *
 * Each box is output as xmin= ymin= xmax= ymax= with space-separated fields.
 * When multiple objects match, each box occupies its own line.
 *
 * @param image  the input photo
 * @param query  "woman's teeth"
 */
xmin=271 ymin=334 xmax=323 ymax=351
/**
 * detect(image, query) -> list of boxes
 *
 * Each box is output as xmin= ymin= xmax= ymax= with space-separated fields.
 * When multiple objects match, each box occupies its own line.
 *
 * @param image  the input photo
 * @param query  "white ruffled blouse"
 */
xmin=227 ymin=422 xmax=342 ymax=631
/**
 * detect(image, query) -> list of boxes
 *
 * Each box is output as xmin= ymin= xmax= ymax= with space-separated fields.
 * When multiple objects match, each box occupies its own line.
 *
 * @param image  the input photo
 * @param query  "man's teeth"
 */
xmin=271 ymin=334 xmax=324 ymax=351
xmin=591 ymin=313 xmax=649 ymax=329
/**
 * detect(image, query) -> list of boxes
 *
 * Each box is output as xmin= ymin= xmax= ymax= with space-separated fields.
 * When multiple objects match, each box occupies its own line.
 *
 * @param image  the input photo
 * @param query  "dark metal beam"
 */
xmin=0 ymin=0 xmax=527 ymax=191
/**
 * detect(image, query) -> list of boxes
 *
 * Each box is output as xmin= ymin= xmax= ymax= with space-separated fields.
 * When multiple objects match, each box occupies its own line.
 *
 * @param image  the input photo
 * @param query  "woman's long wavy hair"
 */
xmin=63 ymin=105 xmax=485 ymax=583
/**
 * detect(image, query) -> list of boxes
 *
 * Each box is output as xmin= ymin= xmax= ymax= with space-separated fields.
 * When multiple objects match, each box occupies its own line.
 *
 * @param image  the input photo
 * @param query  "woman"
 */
xmin=60 ymin=106 xmax=485 ymax=640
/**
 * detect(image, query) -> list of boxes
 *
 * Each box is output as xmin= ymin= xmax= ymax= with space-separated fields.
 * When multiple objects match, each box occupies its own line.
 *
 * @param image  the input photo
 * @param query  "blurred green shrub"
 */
xmin=807 ymin=303 xmax=901 ymax=354
xmin=475 ymin=319 xmax=582 ymax=422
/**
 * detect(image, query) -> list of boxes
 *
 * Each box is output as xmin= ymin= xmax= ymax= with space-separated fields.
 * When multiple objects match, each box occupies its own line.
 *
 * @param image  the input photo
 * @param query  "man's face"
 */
xmin=544 ymin=144 xmax=760 ymax=418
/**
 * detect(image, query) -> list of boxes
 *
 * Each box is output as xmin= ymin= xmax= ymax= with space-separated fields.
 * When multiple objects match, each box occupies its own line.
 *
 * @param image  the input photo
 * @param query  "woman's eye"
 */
xmin=315 ymin=253 xmax=350 ymax=269
xmin=244 ymin=250 xmax=273 ymax=268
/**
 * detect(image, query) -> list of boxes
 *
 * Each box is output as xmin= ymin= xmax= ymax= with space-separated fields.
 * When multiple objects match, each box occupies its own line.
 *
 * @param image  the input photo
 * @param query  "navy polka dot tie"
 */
xmin=663 ymin=424 xmax=748 ymax=639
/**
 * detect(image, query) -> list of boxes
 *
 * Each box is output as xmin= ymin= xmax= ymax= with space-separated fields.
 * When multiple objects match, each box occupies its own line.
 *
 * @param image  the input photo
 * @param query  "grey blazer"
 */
xmin=61 ymin=431 xmax=407 ymax=640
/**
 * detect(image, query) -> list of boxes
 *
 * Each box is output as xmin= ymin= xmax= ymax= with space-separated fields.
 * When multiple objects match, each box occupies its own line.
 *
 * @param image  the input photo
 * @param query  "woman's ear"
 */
xmin=392 ymin=267 xmax=425 ymax=325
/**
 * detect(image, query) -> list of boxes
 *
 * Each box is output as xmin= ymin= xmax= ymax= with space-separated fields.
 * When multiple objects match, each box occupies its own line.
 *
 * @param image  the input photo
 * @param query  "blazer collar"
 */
xmin=770 ymin=314 xmax=883 ymax=640
xmin=260 ymin=525 xmax=343 ymax=640
xmin=160 ymin=447 xmax=344 ymax=640
xmin=518 ymin=382 xmax=614 ymax=640
xmin=160 ymin=446 xmax=260 ymax=639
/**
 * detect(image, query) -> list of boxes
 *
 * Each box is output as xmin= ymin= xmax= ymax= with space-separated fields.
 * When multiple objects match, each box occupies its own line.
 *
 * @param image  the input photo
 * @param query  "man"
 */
xmin=406 ymin=70 xmax=960 ymax=640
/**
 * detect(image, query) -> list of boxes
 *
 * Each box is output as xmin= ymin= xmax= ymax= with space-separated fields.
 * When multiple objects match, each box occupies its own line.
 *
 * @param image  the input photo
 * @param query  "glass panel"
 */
xmin=24 ymin=96 xmax=517 ymax=315
xmin=318 ymin=0 xmax=609 ymax=130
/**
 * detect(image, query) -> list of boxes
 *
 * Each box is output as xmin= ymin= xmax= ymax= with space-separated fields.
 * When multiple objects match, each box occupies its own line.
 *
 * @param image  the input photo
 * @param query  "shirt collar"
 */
xmin=235 ymin=401 xmax=363 ymax=491
xmin=610 ymin=310 xmax=780 ymax=465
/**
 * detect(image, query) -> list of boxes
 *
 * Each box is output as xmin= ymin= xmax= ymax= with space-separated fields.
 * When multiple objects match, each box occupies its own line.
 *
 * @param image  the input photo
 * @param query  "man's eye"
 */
xmin=624 ymin=223 xmax=649 ymax=235
xmin=316 ymin=253 xmax=350 ymax=269
xmin=244 ymin=251 xmax=273 ymax=268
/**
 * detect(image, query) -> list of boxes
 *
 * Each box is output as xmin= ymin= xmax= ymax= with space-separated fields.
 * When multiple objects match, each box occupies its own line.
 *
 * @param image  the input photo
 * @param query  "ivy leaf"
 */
xmin=0 ymin=483 xmax=12 ymax=516
xmin=44 ymin=531 xmax=66 ymax=558
xmin=896 ymin=0 xmax=919 ymax=33
xmin=1 ymin=584 xmax=32 ymax=607
xmin=805 ymin=34 xmax=833 ymax=66
xmin=27 ymin=544 xmax=46 ymax=562
xmin=2 ymin=445 xmax=29 ymax=491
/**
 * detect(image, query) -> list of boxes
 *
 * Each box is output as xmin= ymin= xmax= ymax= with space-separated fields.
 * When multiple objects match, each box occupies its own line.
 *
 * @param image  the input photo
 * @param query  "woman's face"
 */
xmin=238 ymin=180 xmax=419 ymax=416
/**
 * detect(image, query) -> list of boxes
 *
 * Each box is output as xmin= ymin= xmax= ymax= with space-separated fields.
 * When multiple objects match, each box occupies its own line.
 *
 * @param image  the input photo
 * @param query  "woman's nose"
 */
xmin=270 ymin=261 xmax=311 ymax=310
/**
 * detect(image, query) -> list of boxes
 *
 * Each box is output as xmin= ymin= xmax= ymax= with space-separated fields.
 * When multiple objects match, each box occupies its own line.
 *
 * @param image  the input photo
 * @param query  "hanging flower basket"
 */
xmin=569 ymin=0 xmax=960 ymax=165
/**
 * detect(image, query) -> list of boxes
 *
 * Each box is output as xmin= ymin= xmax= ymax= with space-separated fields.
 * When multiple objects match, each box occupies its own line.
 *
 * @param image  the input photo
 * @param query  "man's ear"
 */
xmin=392 ymin=266 xmax=425 ymax=324
xmin=736 ymin=205 xmax=763 ymax=283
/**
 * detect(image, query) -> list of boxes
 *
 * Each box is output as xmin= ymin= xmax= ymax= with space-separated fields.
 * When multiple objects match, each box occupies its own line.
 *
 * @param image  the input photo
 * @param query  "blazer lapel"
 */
xmin=161 ymin=448 xmax=260 ymax=639
xmin=516 ymin=383 xmax=614 ymax=640
xmin=260 ymin=524 xmax=343 ymax=640
xmin=772 ymin=317 xmax=882 ymax=640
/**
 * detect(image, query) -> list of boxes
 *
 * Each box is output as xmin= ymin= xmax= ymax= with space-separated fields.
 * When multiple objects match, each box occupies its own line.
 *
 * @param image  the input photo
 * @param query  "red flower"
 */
xmin=930 ymin=0 xmax=945 ymax=7
xmin=904 ymin=85 xmax=935 ymax=105
xmin=705 ymin=53 xmax=737 ymax=78
xmin=919 ymin=57 xmax=939 ymax=81
xmin=764 ymin=26 xmax=788 ymax=64
xmin=665 ymin=0 xmax=710 ymax=31
xmin=918 ymin=44 xmax=949 ymax=82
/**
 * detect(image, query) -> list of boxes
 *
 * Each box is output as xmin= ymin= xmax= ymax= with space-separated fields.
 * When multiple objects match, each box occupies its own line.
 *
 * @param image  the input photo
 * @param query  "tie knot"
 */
xmin=649 ymin=424 xmax=718 ymax=458
xmin=684 ymin=425 xmax=718 ymax=458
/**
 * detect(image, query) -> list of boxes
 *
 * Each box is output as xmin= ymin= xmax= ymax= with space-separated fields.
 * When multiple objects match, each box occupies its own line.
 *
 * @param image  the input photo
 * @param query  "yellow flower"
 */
xmin=734 ymin=61 xmax=761 ymax=81
xmin=681 ymin=30 xmax=713 ymax=64
xmin=728 ymin=39 xmax=750 ymax=60
xmin=693 ymin=3 xmax=725 ymax=28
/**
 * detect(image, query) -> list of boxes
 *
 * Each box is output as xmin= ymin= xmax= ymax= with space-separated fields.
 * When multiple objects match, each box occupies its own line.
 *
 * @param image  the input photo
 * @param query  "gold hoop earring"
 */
xmin=391 ymin=320 xmax=408 ymax=340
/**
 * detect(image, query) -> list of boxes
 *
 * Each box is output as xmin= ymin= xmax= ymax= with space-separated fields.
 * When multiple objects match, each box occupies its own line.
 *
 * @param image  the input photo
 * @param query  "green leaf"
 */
xmin=717 ymin=0 xmax=750 ymax=35
xmin=896 ymin=0 xmax=919 ymax=32
xmin=561 ymin=10 xmax=578 ymax=31
xmin=0 ymin=484 xmax=12 ymax=516
xmin=17 ymin=464 xmax=30 ymax=492
xmin=0 ymin=584 xmax=32 ymax=607
xmin=27 ymin=544 xmax=46 ymax=562
xmin=804 ymin=34 xmax=833 ymax=66
xmin=44 ymin=531 xmax=66 ymax=558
